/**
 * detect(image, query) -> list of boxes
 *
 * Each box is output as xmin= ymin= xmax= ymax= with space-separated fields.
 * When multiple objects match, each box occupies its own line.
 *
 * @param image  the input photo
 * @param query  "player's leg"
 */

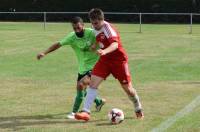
xmin=67 ymin=72 xmax=90 ymax=119
xmin=79 ymin=74 xmax=106 ymax=112
xmin=72 ymin=83 xmax=86 ymax=113
xmin=94 ymin=97 xmax=106 ymax=112
xmin=82 ymin=75 xmax=104 ymax=113
xmin=120 ymin=82 xmax=144 ymax=119
xmin=75 ymin=59 xmax=110 ymax=121
xmin=111 ymin=61 xmax=144 ymax=119
xmin=67 ymin=74 xmax=86 ymax=119
xmin=75 ymin=75 xmax=104 ymax=121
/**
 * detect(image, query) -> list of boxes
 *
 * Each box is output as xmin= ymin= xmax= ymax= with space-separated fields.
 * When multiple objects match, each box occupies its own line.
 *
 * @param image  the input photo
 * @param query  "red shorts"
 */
xmin=92 ymin=59 xmax=131 ymax=84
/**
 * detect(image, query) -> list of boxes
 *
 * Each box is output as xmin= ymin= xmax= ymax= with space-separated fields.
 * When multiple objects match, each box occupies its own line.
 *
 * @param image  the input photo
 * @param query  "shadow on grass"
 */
xmin=95 ymin=116 xmax=134 ymax=126
xmin=0 ymin=113 xmax=135 ymax=131
xmin=0 ymin=113 xmax=76 ymax=131
xmin=0 ymin=113 xmax=109 ymax=131
xmin=0 ymin=113 xmax=66 ymax=121
xmin=0 ymin=113 xmax=67 ymax=131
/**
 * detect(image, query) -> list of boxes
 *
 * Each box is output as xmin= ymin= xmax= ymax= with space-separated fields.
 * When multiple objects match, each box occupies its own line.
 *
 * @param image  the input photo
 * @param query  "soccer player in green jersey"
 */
xmin=37 ymin=17 xmax=106 ymax=119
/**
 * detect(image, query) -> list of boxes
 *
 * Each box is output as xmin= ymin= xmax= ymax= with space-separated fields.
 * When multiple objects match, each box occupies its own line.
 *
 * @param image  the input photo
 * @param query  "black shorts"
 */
xmin=77 ymin=70 xmax=92 ymax=81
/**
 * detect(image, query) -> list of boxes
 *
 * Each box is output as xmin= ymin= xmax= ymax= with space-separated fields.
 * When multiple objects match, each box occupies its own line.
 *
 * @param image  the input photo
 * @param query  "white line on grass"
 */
xmin=151 ymin=95 xmax=200 ymax=132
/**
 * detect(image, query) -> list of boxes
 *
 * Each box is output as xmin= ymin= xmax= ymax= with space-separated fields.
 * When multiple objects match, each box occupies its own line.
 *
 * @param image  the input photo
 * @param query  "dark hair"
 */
xmin=88 ymin=8 xmax=104 ymax=20
xmin=71 ymin=16 xmax=83 ymax=24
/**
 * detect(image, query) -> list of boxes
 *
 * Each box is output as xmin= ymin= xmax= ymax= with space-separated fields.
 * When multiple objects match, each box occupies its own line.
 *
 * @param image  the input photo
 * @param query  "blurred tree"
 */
xmin=0 ymin=0 xmax=198 ymax=22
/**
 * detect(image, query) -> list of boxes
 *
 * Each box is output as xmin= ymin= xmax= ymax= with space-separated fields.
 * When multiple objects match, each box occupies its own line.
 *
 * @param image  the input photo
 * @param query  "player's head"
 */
xmin=88 ymin=8 xmax=104 ymax=30
xmin=71 ymin=16 xmax=84 ymax=38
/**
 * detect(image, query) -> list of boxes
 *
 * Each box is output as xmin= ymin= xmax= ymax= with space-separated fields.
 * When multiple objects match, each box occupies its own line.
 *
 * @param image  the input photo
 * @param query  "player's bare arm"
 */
xmin=37 ymin=42 xmax=61 ymax=60
xmin=97 ymin=42 xmax=118 ymax=56
xmin=90 ymin=42 xmax=98 ymax=51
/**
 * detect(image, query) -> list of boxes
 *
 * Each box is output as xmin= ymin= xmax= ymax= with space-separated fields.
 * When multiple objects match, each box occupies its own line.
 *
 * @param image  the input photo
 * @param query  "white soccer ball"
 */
xmin=108 ymin=108 xmax=124 ymax=124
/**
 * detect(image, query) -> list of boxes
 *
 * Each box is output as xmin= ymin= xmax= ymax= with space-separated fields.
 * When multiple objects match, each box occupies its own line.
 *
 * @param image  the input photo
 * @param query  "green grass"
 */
xmin=0 ymin=22 xmax=200 ymax=132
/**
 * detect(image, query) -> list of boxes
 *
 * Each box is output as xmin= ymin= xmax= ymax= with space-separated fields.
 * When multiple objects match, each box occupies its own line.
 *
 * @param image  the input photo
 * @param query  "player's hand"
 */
xmin=90 ymin=44 xmax=97 ymax=51
xmin=37 ymin=52 xmax=45 ymax=60
xmin=97 ymin=49 xmax=106 ymax=56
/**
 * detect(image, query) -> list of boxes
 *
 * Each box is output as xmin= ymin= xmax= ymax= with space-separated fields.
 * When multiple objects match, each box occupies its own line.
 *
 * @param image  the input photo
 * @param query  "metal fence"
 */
xmin=0 ymin=12 xmax=200 ymax=33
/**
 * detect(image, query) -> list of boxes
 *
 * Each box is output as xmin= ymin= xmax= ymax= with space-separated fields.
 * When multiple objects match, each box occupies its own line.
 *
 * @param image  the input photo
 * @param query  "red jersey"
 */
xmin=94 ymin=21 xmax=128 ymax=61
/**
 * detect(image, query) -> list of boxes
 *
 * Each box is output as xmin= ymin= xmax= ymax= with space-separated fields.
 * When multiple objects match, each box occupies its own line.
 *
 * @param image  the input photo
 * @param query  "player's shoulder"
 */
xmin=85 ymin=28 xmax=93 ymax=31
xmin=85 ymin=28 xmax=95 ymax=34
xmin=103 ymin=21 xmax=111 ymax=26
xmin=67 ymin=31 xmax=76 ymax=37
xmin=84 ymin=28 xmax=95 ymax=37
xmin=62 ymin=32 xmax=76 ymax=42
xmin=103 ymin=21 xmax=117 ymax=37
xmin=103 ymin=21 xmax=112 ymax=27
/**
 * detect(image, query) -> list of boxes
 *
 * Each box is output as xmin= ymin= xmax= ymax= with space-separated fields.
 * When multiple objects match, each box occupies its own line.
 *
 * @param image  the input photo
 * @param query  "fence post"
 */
xmin=139 ymin=13 xmax=142 ymax=33
xmin=43 ymin=12 xmax=46 ymax=31
xmin=189 ymin=13 xmax=193 ymax=34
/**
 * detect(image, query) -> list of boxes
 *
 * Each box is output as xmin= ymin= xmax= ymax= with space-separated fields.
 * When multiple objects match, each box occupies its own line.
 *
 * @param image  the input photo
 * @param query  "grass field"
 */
xmin=0 ymin=22 xmax=200 ymax=132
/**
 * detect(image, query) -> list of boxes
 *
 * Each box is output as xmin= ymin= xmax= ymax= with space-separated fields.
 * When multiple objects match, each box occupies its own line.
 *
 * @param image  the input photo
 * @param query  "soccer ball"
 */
xmin=108 ymin=108 xmax=124 ymax=124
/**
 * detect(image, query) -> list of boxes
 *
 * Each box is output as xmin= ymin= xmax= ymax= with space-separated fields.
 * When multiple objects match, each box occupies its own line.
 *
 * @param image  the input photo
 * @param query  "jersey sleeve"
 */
xmin=59 ymin=33 xmax=73 ymax=46
xmin=103 ymin=24 xmax=118 ymax=44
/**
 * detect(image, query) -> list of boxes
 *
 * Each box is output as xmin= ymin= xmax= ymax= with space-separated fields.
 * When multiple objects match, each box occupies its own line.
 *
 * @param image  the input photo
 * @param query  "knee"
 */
xmin=78 ymin=78 xmax=91 ymax=89
xmin=89 ymin=81 xmax=98 ymax=89
xmin=126 ymin=89 xmax=133 ymax=96
xmin=89 ymin=84 xmax=95 ymax=89
xmin=77 ymin=82 xmax=85 ymax=90
xmin=125 ymin=87 xmax=136 ymax=96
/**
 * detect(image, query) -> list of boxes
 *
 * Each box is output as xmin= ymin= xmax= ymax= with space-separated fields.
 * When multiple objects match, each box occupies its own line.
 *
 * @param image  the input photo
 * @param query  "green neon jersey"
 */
xmin=59 ymin=28 xmax=99 ymax=74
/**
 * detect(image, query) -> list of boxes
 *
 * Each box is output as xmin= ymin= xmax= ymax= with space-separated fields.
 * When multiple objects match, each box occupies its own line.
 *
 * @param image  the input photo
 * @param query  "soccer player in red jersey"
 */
xmin=75 ymin=8 xmax=144 ymax=121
